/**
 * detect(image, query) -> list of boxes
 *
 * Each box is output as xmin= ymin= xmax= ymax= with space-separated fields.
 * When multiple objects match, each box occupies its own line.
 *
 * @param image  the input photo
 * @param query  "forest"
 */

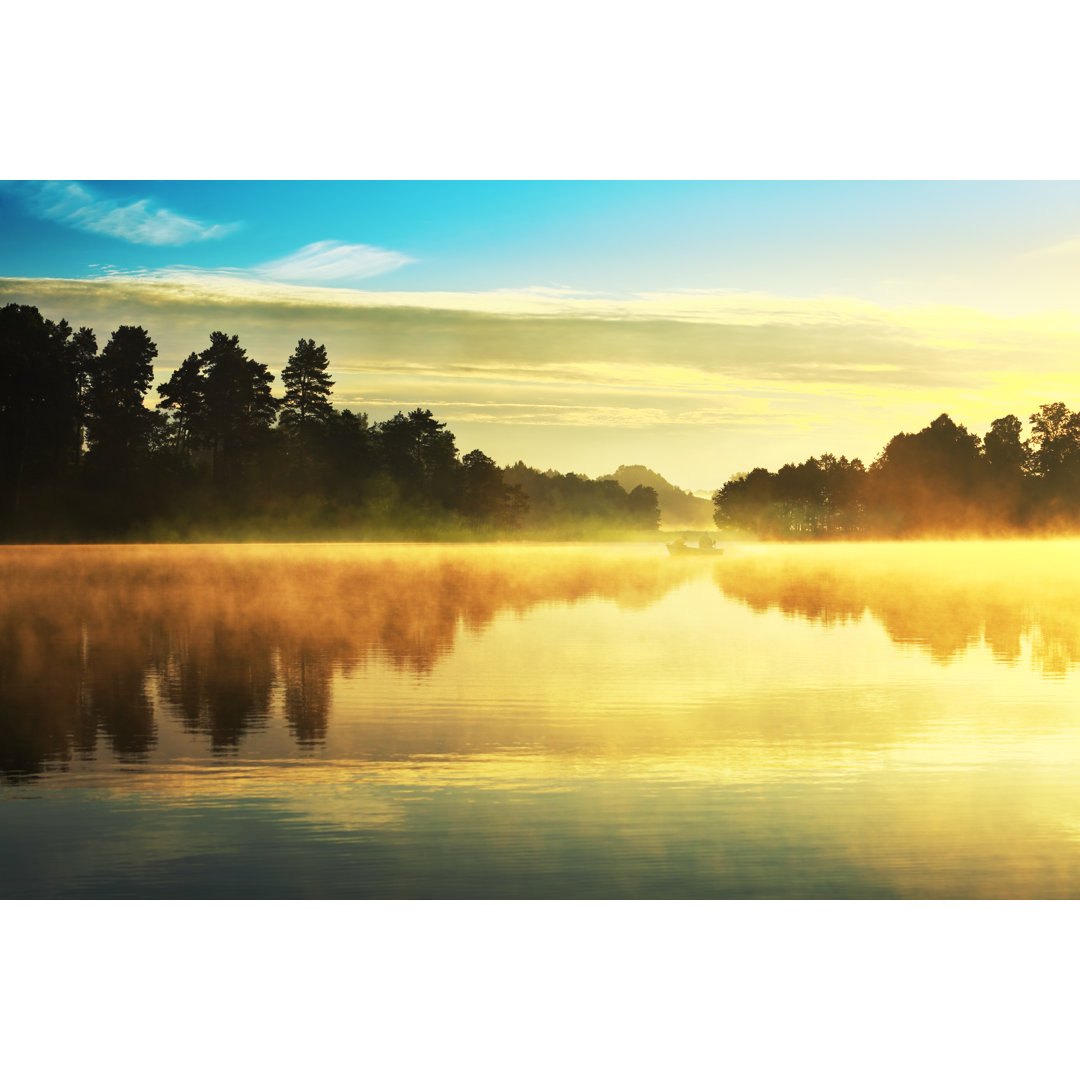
xmin=713 ymin=409 xmax=1080 ymax=537
xmin=0 ymin=303 xmax=661 ymax=540
xmin=8 ymin=298 xmax=1080 ymax=543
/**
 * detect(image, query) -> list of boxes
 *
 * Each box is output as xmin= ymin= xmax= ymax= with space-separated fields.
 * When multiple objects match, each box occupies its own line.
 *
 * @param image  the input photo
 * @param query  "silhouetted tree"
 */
xmin=868 ymin=413 xmax=982 ymax=534
xmin=818 ymin=454 xmax=866 ymax=533
xmin=197 ymin=332 xmax=277 ymax=486
xmin=376 ymin=409 xmax=461 ymax=507
xmin=775 ymin=458 xmax=828 ymax=534
xmin=315 ymin=408 xmax=375 ymax=505
xmin=0 ymin=304 xmax=79 ymax=527
xmin=713 ymin=455 xmax=865 ymax=538
xmin=461 ymin=448 xmax=504 ymax=521
xmin=459 ymin=448 xmax=529 ymax=528
xmin=157 ymin=351 xmax=206 ymax=458
xmin=627 ymin=484 xmax=660 ymax=529
xmin=713 ymin=468 xmax=781 ymax=535
xmin=1028 ymin=403 xmax=1079 ymax=475
xmin=83 ymin=325 xmax=157 ymax=469
xmin=981 ymin=414 xmax=1030 ymax=528
xmin=277 ymin=339 xmax=336 ymax=497
xmin=1028 ymin=403 xmax=1080 ymax=517
xmin=984 ymin=415 xmax=1028 ymax=475
xmin=280 ymin=339 xmax=334 ymax=433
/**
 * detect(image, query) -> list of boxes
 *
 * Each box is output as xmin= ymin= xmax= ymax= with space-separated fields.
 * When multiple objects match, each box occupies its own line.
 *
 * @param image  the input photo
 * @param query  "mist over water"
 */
xmin=5 ymin=540 xmax=1080 ymax=897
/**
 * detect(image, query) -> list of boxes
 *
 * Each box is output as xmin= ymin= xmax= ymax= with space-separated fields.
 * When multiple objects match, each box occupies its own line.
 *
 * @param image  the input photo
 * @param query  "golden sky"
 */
xmin=5 ymin=272 xmax=1080 ymax=491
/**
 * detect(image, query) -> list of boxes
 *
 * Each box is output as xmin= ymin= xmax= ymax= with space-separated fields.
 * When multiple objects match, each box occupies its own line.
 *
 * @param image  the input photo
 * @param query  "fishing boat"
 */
xmin=666 ymin=540 xmax=722 ymax=557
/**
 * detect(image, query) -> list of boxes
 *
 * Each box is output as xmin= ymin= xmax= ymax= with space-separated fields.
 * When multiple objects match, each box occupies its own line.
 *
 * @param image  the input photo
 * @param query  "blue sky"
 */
xmin=6 ymin=179 xmax=1080 ymax=306
xmin=4 ymin=180 xmax=1080 ymax=490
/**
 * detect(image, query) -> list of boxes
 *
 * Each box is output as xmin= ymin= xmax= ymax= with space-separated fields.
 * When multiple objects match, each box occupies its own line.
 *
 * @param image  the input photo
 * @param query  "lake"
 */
xmin=4 ymin=539 xmax=1080 ymax=898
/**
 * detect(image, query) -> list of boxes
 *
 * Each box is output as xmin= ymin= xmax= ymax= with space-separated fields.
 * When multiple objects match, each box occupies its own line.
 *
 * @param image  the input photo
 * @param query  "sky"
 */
xmin=4 ymin=179 xmax=1080 ymax=493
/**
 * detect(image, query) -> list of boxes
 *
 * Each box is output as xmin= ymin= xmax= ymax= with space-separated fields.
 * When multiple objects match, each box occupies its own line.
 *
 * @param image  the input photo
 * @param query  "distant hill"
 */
xmin=601 ymin=465 xmax=715 ymax=529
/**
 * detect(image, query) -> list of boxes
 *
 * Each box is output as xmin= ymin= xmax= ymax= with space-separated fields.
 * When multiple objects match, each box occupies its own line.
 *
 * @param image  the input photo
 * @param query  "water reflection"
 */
xmin=9 ymin=541 xmax=1080 ymax=896
xmin=7 ymin=539 xmax=1080 ymax=785
xmin=0 ymin=544 xmax=702 ymax=782
xmin=158 ymin=623 xmax=275 ymax=751
xmin=714 ymin=540 xmax=1080 ymax=674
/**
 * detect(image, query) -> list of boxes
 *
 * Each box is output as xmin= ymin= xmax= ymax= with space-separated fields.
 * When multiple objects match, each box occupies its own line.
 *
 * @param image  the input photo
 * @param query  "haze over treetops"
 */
xmin=4 ymin=181 xmax=1080 ymax=494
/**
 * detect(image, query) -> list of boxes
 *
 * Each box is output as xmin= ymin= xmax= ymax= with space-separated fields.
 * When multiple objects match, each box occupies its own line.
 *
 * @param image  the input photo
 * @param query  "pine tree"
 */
xmin=84 ymin=325 xmax=157 ymax=467
xmin=156 ymin=352 xmax=205 ymax=456
xmin=279 ymin=339 xmax=334 ymax=433
xmin=197 ymin=332 xmax=276 ymax=484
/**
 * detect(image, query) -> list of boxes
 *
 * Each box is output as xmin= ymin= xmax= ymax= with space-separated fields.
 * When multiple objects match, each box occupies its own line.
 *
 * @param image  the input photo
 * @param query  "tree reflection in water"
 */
xmin=7 ymin=540 xmax=1080 ymax=785
xmin=0 ymin=544 xmax=697 ymax=781
xmin=712 ymin=540 xmax=1080 ymax=673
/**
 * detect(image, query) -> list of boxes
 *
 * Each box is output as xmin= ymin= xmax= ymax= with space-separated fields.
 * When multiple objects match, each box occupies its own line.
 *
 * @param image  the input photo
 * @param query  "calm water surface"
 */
xmin=4 ymin=540 xmax=1080 ymax=898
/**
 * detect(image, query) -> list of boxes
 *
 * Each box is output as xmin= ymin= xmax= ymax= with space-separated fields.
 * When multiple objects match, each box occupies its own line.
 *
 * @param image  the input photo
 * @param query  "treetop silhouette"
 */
xmin=1 ymin=305 xmax=657 ymax=539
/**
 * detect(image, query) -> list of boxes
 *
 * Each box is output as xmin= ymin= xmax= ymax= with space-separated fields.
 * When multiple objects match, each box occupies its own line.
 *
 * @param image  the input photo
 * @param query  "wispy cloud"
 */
xmin=9 ymin=181 xmax=239 ymax=246
xmin=253 ymin=241 xmax=414 ymax=284
xmin=79 ymin=240 xmax=414 ymax=287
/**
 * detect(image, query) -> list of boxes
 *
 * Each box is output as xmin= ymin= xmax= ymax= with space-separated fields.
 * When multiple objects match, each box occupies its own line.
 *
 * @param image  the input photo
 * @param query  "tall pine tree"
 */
xmin=84 ymin=325 xmax=157 ymax=469
xmin=156 ymin=351 xmax=205 ymax=457
xmin=279 ymin=339 xmax=334 ymax=433
xmin=198 ymin=332 xmax=277 ymax=485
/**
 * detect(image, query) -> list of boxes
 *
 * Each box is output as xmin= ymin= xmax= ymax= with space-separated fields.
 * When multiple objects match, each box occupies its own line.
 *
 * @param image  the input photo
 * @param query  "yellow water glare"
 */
xmin=10 ymin=540 xmax=1080 ymax=896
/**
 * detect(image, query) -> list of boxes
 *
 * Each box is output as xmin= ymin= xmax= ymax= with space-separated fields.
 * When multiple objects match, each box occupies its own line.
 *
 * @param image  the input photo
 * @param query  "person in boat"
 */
xmin=670 ymin=536 xmax=688 ymax=551
xmin=698 ymin=534 xmax=715 ymax=550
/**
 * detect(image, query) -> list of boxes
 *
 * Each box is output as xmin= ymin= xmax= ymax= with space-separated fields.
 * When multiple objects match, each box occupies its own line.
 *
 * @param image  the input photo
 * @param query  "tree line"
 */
xmin=0 ymin=303 xmax=660 ymax=540
xmin=713 ymin=409 xmax=1080 ymax=537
